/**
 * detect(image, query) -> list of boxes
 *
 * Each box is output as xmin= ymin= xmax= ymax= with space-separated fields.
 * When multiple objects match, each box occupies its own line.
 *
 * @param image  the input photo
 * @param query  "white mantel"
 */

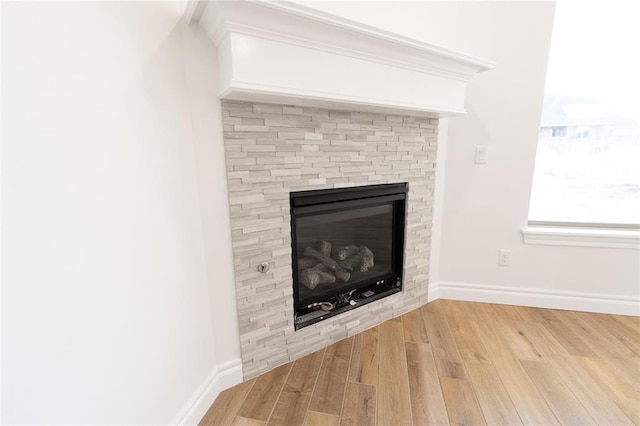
xmin=185 ymin=0 xmax=494 ymax=116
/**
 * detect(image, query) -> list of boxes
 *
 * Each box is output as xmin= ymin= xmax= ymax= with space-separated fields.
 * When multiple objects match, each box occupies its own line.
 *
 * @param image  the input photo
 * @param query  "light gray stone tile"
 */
xmin=253 ymin=104 xmax=284 ymax=114
xmin=283 ymin=106 xmax=304 ymax=115
xmin=241 ymin=117 xmax=265 ymax=125
xmin=304 ymin=132 xmax=323 ymax=140
xmin=221 ymin=100 xmax=439 ymax=380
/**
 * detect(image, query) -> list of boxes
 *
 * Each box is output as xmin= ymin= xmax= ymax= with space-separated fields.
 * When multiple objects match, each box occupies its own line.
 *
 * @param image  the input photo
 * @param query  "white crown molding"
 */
xmin=190 ymin=0 xmax=494 ymax=116
xmin=244 ymin=1 xmax=494 ymax=72
xmin=430 ymin=281 xmax=640 ymax=316
xmin=183 ymin=0 xmax=207 ymax=25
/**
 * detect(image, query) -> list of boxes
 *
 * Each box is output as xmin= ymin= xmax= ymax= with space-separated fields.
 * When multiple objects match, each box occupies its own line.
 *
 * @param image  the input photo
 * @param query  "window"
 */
xmin=528 ymin=0 xmax=640 ymax=227
xmin=551 ymin=126 xmax=566 ymax=137
xmin=574 ymin=126 xmax=589 ymax=139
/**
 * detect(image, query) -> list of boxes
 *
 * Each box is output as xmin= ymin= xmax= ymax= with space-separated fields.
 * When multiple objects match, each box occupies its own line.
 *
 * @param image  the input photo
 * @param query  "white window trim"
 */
xmin=522 ymin=224 xmax=640 ymax=249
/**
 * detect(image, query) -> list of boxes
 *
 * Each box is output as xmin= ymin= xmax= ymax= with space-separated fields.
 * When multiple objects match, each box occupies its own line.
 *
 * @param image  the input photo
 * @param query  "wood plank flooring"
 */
xmin=200 ymin=300 xmax=640 ymax=425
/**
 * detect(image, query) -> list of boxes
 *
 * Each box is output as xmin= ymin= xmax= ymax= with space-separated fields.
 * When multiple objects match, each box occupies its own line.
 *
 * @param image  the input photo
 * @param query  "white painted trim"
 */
xmin=172 ymin=358 xmax=243 ymax=426
xmin=182 ymin=0 xmax=206 ymax=25
xmin=522 ymin=226 xmax=640 ymax=249
xmin=431 ymin=281 xmax=640 ymax=316
xmin=201 ymin=1 xmax=494 ymax=73
xmin=428 ymin=282 xmax=441 ymax=303
xmin=220 ymin=83 xmax=464 ymax=117
xmin=215 ymin=21 xmax=477 ymax=81
xmin=245 ymin=0 xmax=495 ymax=71
xmin=195 ymin=0 xmax=493 ymax=116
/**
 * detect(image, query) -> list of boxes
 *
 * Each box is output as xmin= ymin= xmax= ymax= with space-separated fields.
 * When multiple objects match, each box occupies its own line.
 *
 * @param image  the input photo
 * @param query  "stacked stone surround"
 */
xmin=221 ymin=101 xmax=438 ymax=379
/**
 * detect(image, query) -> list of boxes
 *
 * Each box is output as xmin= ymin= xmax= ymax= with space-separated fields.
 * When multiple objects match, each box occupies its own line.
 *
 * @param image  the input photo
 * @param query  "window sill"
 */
xmin=522 ymin=226 xmax=640 ymax=249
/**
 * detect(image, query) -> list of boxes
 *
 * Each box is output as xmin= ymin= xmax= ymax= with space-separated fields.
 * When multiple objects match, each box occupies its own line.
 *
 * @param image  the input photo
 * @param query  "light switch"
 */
xmin=475 ymin=146 xmax=488 ymax=164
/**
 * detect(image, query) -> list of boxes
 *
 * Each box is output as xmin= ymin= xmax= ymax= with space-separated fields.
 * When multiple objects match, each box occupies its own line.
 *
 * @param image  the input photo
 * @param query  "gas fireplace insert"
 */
xmin=290 ymin=183 xmax=407 ymax=329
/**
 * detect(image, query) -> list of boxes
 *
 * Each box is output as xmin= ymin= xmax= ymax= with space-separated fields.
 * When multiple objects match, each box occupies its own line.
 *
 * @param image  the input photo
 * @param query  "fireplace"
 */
xmin=190 ymin=0 xmax=491 ymax=379
xmin=291 ymin=183 xmax=407 ymax=328
xmin=221 ymin=99 xmax=439 ymax=378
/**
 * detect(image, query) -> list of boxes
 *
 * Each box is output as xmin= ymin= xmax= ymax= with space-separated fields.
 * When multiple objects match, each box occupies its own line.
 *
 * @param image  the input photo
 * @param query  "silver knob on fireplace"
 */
xmin=257 ymin=262 xmax=270 ymax=273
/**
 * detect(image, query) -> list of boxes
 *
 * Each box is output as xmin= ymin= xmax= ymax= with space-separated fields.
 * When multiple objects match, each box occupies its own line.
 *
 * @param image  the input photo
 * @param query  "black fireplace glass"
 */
xmin=291 ymin=183 xmax=407 ymax=329
xmin=295 ymin=204 xmax=393 ymax=305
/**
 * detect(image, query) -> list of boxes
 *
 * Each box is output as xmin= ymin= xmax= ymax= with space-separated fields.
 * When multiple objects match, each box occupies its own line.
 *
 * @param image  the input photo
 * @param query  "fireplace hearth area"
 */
xmin=291 ymin=184 xmax=407 ymax=328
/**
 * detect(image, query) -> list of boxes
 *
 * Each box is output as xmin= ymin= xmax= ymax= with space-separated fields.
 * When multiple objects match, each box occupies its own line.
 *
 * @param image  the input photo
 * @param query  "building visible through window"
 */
xmin=550 ymin=126 xmax=566 ymax=137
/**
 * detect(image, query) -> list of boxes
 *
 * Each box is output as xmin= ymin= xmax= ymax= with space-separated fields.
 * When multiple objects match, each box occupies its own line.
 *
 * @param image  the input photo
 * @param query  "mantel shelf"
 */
xmin=186 ymin=0 xmax=494 ymax=116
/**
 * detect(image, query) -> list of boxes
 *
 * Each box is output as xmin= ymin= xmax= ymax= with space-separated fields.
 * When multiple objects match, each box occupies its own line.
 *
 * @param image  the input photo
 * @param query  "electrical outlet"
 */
xmin=498 ymin=249 xmax=511 ymax=266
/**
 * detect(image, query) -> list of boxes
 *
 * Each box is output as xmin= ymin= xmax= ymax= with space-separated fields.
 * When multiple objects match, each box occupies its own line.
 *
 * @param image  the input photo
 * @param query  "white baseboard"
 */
xmin=429 ymin=281 xmax=640 ymax=316
xmin=172 ymin=358 xmax=243 ymax=425
xmin=427 ymin=281 xmax=440 ymax=302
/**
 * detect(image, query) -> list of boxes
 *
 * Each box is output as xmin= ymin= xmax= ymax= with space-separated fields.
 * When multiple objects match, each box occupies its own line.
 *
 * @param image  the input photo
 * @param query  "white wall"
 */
xmin=306 ymin=1 xmax=639 ymax=313
xmin=2 ymin=2 xmax=239 ymax=423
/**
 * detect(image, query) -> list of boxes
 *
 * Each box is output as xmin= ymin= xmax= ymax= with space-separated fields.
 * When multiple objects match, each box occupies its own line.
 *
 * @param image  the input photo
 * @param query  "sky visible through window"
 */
xmin=528 ymin=0 xmax=640 ymax=225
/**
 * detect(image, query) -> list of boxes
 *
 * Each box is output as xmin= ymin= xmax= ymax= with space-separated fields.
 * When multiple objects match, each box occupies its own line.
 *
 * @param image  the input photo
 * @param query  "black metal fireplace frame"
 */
xmin=290 ymin=183 xmax=408 ymax=329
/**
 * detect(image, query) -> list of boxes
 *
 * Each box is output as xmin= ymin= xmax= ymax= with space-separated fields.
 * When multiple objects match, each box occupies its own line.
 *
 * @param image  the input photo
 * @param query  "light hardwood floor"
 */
xmin=200 ymin=300 xmax=640 ymax=425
